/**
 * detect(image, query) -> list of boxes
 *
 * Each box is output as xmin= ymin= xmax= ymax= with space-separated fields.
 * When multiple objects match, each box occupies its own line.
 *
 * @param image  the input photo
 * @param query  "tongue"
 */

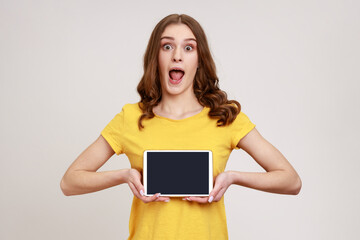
xmin=170 ymin=70 xmax=184 ymax=80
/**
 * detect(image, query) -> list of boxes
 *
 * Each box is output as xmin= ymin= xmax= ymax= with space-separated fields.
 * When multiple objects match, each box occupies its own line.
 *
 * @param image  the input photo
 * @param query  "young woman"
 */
xmin=61 ymin=14 xmax=302 ymax=239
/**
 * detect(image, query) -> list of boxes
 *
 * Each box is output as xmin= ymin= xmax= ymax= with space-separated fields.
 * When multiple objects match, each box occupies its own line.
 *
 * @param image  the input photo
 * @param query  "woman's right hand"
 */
xmin=126 ymin=168 xmax=170 ymax=203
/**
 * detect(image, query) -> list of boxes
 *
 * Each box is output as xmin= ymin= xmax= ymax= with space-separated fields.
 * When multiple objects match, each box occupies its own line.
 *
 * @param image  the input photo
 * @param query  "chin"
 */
xmin=164 ymin=87 xmax=184 ymax=96
xmin=167 ymin=85 xmax=194 ymax=97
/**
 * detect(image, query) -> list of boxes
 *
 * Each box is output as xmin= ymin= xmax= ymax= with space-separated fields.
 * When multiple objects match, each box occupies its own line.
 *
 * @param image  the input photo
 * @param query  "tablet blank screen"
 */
xmin=146 ymin=151 xmax=209 ymax=195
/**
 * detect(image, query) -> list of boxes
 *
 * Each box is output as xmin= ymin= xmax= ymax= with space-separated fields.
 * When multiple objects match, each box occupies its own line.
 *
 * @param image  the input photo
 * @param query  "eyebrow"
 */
xmin=160 ymin=36 xmax=197 ymax=42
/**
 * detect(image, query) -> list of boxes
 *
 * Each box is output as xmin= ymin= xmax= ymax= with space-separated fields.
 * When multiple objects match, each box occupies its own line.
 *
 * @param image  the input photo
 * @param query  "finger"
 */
xmin=155 ymin=196 xmax=170 ymax=202
xmin=128 ymin=182 xmax=142 ymax=199
xmin=214 ymin=188 xmax=227 ymax=202
xmin=130 ymin=177 xmax=145 ymax=197
xmin=182 ymin=196 xmax=192 ymax=202
xmin=208 ymin=185 xmax=222 ymax=203
xmin=143 ymin=193 xmax=161 ymax=203
xmin=187 ymin=196 xmax=208 ymax=204
xmin=129 ymin=181 xmax=165 ymax=203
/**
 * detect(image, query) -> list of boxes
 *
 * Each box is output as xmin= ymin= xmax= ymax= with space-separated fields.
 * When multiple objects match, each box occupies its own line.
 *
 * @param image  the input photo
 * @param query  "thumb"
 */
xmin=208 ymin=184 xmax=221 ymax=203
xmin=132 ymin=174 xmax=145 ymax=196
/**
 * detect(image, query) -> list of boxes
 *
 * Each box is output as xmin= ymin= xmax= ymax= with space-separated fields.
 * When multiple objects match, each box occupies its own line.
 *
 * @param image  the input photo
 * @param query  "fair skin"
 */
xmin=154 ymin=23 xmax=203 ymax=118
xmin=60 ymin=23 xmax=301 ymax=204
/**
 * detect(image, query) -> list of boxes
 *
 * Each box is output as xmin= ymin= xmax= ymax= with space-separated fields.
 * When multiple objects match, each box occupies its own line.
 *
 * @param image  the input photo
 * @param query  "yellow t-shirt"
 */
xmin=101 ymin=102 xmax=256 ymax=240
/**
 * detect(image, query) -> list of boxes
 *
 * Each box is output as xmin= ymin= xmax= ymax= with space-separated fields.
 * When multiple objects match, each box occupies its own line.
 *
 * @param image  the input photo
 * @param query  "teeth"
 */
xmin=170 ymin=68 xmax=184 ymax=72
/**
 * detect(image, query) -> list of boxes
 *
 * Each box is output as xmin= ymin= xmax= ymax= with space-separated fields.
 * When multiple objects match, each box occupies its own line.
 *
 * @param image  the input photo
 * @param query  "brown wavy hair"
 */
xmin=137 ymin=14 xmax=241 ymax=130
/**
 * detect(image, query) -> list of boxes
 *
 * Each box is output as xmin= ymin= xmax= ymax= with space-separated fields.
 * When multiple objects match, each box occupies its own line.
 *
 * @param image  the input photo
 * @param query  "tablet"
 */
xmin=143 ymin=150 xmax=213 ymax=197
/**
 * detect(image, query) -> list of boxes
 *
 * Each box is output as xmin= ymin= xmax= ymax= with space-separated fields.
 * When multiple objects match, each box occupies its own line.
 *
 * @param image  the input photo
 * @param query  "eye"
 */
xmin=162 ymin=44 xmax=172 ymax=50
xmin=185 ymin=45 xmax=193 ymax=51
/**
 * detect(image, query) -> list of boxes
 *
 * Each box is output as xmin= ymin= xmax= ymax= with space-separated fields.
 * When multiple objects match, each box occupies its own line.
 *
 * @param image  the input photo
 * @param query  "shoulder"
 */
xmin=223 ymin=103 xmax=251 ymax=126
xmin=107 ymin=102 xmax=142 ymax=122
xmin=119 ymin=102 xmax=144 ymax=126
xmin=121 ymin=102 xmax=143 ymax=115
xmin=237 ymin=111 xmax=252 ymax=121
xmin=229 ymin=110 xmax=253 ymax=127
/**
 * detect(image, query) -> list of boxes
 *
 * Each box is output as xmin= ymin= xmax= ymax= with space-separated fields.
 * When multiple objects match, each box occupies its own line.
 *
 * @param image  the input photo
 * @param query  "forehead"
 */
xmin=160 ymin=23 xmax=196 ymax=40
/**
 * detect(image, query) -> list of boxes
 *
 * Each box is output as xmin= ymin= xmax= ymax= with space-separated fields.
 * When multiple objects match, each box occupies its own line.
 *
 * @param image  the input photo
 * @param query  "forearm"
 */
xmin=60 ymin=169 xmax=129 ymax=196
xmin=228 ymin=170 xmax=301 ymax=195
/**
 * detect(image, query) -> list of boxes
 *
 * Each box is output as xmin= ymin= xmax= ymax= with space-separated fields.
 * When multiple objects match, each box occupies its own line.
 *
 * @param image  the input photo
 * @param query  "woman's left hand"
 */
xmin=183 ymin=171 xmax=233 ymax=204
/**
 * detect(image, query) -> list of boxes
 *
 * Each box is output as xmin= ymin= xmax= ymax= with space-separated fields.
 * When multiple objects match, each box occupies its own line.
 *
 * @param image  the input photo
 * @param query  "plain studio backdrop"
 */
xmin=1 ymin=0 xmax=359 ymax=239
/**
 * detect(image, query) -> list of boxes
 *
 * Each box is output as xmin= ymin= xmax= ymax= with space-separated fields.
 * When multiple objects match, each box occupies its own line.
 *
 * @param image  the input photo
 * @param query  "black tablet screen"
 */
xmin=146 ymin=151 xmax=209 ymax=195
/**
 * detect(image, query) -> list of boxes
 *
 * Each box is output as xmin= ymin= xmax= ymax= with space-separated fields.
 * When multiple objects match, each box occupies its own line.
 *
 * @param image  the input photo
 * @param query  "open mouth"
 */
xmin=169 ymin=68 xmax=185 ymax=84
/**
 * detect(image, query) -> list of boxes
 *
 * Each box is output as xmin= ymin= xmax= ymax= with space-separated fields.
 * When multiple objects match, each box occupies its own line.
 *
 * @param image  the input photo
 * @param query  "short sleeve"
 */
xmin=230 ymin=111 xmax=256 ymax=150
xmin=101 ymin=108 xmax=125 ymax=155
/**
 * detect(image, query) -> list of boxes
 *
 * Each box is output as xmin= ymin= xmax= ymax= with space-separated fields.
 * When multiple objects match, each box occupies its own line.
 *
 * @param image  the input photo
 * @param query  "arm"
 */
xmin=60 ymin=135 xmax=130 ymax=196
xmin=60 ymin=135 xmax=170 ymax=202
xmin=187 ymin=127 xmax=301 ymax=203
xmin=230 ymin=127 xmax=302 ymax=195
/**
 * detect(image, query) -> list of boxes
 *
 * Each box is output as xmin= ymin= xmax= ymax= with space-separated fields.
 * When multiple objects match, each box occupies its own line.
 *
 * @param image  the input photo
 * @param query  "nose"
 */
xmin=172 ymin=47 xmax=182 ymax=62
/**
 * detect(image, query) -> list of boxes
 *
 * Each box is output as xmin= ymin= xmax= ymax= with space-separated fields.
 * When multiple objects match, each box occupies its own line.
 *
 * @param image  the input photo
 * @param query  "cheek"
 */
xmin=188 ymin=57 xmax=199 ymax=74
xmin=189 ymin=54 xmax=198 ymax=69
xmin=158 ymin=55 xmax=166 ymax=76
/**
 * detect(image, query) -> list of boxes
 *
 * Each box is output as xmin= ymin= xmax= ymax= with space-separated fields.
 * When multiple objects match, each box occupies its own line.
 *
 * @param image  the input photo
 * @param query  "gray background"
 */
xmin=1 ymin=0 xmax=359 ymax=239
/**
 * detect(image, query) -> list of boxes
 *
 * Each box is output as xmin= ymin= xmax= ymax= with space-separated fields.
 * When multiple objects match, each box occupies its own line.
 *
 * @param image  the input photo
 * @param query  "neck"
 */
xmin=157 ymin=90 xmax=203 ymax=115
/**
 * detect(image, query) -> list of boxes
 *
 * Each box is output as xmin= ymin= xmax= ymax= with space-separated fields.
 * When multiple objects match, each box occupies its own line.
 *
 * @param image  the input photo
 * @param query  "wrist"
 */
xmin=226 ymin=170 xmax=236 ymax=186
xmin=124 ymin=168 xmax=131 ymax=184
xmin=116 ymin=168 xmax=130 ymax=185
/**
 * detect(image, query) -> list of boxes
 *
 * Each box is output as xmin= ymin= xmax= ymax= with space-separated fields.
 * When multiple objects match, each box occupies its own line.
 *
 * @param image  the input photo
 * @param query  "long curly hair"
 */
xmin=137 ymin=14 xmax=241 ymax=130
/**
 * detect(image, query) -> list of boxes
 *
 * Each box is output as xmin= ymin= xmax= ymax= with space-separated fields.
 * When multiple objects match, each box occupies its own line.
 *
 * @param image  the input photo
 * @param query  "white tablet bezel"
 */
xmin=143 ymin=150 xmax=213 ymax=197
